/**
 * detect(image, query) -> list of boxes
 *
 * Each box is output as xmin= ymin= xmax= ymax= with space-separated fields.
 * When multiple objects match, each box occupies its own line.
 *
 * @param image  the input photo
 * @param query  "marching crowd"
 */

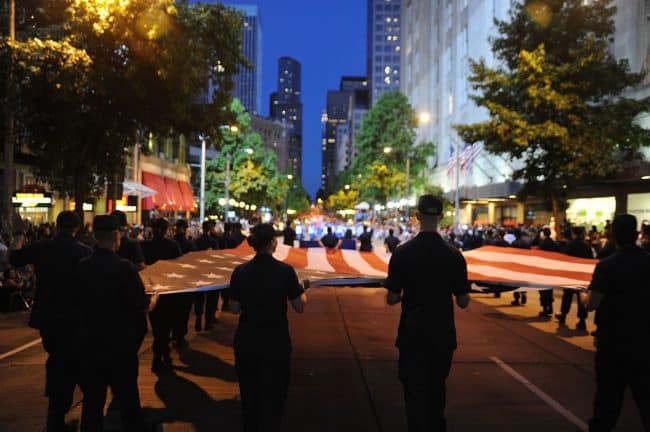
xmin=0 ymin=200 xmax=648 ymax=432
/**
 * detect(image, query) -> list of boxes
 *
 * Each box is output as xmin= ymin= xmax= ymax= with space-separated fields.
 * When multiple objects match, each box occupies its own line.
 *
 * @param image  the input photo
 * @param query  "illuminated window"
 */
xmin=384 ymin=66 xmax=392 ymax=74
xmin=384 ymin=76 xmax=392 ymax=84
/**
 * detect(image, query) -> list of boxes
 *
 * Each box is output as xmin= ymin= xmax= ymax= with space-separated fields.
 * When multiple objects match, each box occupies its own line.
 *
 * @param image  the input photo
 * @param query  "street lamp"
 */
xmin=198 ymin=134 xmax=208 ymax=222
xmin=284 ymin=173 xmax=294 ymax=222
xmin=406 ymin=110 xmax=432 ymax=222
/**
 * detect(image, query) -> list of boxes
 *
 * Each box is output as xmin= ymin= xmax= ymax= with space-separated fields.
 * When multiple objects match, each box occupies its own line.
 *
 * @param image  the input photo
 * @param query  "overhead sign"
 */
xmin=12 ymin=192 xmax=53 ymax=208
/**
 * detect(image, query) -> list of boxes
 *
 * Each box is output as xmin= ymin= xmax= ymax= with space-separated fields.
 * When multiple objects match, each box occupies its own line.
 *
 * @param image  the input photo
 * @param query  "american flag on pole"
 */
xmin=140 ymin=243 xmax=596 ymax=294
xmin=460 ymin=142 xmax=484 ymax=175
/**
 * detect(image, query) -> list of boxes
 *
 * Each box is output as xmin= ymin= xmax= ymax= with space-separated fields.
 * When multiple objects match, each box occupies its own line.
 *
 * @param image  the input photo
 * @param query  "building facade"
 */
xmin=401 ymin=0 xmax=650 ymax=227
xmin=270 ymin=57 xmax=303 ymax=178
xmin=229 ymin=4 xmax=263 ymax=115
xmin=251 ymin=115 xmax=290 ymax=173
xmin=368 ymin=0 xmax=402 ymax=106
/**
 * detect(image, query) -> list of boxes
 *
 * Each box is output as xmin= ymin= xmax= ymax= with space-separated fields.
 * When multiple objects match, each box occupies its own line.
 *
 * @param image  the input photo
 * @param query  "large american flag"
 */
xmin=140 ymin=243 xmax=596 ymax=294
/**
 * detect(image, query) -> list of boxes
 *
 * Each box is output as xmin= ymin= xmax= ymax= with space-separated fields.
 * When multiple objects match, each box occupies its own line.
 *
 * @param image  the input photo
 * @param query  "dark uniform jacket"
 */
xmin=75 ymin=248 xmax=149 ymax=360
xmin=589 ymin=246 xmax=650 ymax=356
xmin=384 ymin=235 xmax=400 ymax=253
xmin=195 ymin=234 xmax=219 ymax=251
xmin=386 ymin=232 xmax=470 ymax=351
xmin=140 ymin=237 xmax=182 ymax=265
xmin=538 ymin=238 xmax=560 ymax=252
xmin=359 ymin=230 xmax=373 ymax=252
xmin=230 ymin=254 xmax=304 ymax=354
xmin=320 ymin=233 xmax=339 ymax=248
xmin=173 ymin=234 xmax=197 ymax=255
xmin=117 ymin=236 xmax=145 ymax=267
xmin=565 ymin=239 xmax=594 ymax=259
xmin=10 ymin=233 xmax=92 ymax=331
xmin=283 ymin=227 xmax=297 ymax=246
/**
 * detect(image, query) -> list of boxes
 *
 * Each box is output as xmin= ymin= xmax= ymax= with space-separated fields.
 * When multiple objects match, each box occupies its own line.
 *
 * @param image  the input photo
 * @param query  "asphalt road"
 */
xmin=0 ymin=288 xmax=643 ymax=431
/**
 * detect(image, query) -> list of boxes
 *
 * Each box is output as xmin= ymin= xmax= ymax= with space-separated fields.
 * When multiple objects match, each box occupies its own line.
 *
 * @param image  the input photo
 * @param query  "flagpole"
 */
xmin=454 ymin=136 xmax=461 ymax=233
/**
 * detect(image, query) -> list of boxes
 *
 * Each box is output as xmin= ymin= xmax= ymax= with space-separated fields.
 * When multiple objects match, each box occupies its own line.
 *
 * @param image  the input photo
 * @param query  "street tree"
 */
xmin=357 ymin=161 xmax=406 ymax=205
xmin=326 ymin=188 xmax=359 ymax=213
xmin=455 ymin=0 xmax=650 ymax=223
xmin=352 ymin=91 xmax=436 ymax=202
xmin=2 ymin=0 xmax=244 ymax=216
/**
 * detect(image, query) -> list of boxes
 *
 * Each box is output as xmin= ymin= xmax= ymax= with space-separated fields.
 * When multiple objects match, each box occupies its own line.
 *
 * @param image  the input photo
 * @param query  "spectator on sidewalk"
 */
xmin=229 ymin=223 xmax=307 ymax=432
xmin=583 ymin=214 xmax=650 ymax=431
xmin=10 ymin=211 xmax=92 ymax=432
xmin=385 ymin=195 xmax=470 ymax=432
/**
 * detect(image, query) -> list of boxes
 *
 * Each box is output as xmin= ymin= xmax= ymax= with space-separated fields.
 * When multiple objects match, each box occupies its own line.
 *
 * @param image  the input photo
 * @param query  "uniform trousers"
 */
xmin=560 ymin=289 xmax=588 ymax=319
xmin=171 ymin=293 xmax=194 ymax=341
xmin=235 ymin=349 xmax=291 ymax=432
xmin=149 ymin=296 xmax=175 ymax=358
xmin=540 ymin=290 xmax=554 ymax=310
xmin=194 ymin=291 xmax=218 ymax=325
xmin=398 ymin=347 xmax=454 ymax=432
xmin=41 ymin=329 xmax=80 ymax=432
xmin=589 ymin=348 xmax=650 ymax=431
xmin=80 ymin=354 xmax=143 ymax=432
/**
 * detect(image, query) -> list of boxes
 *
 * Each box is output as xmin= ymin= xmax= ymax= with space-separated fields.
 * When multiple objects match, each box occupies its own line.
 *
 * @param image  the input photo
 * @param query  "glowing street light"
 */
xmin=418 ymin=111 xmax=431 ymax=125
xmin=244 ymin=148 xmax=254 ymax=155
xmin=383 ymin=146 xmax=392 ymax=154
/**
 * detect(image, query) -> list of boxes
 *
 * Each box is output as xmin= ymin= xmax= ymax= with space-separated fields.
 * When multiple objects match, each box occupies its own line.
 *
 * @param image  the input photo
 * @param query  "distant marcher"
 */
xmin=386 ymin=195 xmax=470 ymax=432
xmin=140 ymin=218 xmax=182 ymax=373
xmin=172 ymin=219 xmax=197 ymax=348
xmin=358 ymin=225 xmax=374 ymax=252
xmin=384 ymin=228 xmax=401 ymax=253
xmin=556 ymin=226 xmax=594 ymax=331
xmin=583 ymin=214 xmax=650 ymax=431
xmin=537 ymin=227 xmax=559 ymax=317
xmin=194 ymin=221 xmax=220 ymax=331
xmin=10 ymin=211 xmax=92 ymax=431
xmin=76 ymin=215 xmax=153 ymax=431
xmin=229 ymin=223 xmax=307 ymax=432
xmin=510 ymin=228 xmax=530 ymax=306
xmin=283 ymin=222 xmax=297 ymax=247
xmin=110 ymin=210 xmax=146 ymax=271
xmin=319 ymin=227 xmax=340 ymax=249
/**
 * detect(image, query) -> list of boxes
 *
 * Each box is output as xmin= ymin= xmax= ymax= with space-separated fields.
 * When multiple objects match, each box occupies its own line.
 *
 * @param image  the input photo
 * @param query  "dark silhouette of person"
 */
xmin=509 ymin=228 xmax=530 ymax=306
xmin=76 ymin=215 xmax=152 ymax=431
xmin=229 ymin=223 xmax=307 ymax=432
xmin=537 ymin=227 xmax=560 ymax=317
xmin=10 ymin=211 xmax=92 ymax=432
xmin=583 ymin=214 xmax=650 ymax=431
xmin=358 ymin=225 xmax=373 ymax=252
xmin=171 ymin=219 xmax=197 ymax=348
xmin=283 ymin=222 xmax=297 ymax=246
xmin=194 ymin=220 xmax=220 ymax=332
xmin=110 ymin=210 xmax=145 ymax=271
xmin=384 ymin=228 xmax=400 ymax=253
xmin=319 ymin=226 xmax=340 ymax=249
xmin=140 ymin=218 xmax=182 ymax=373
xmin=385 ymin=195 xmax=470 ymax=432
xmin=556 ymin=226 xmax=594 ymax=331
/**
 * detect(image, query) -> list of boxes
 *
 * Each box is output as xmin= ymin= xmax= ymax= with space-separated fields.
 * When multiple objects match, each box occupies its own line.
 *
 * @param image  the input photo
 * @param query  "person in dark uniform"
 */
xmin=537 ymin=227 xmax=559 ymax=317
xmin=384 ymin=228 xmax=400 ymax=253
xmin=110 ymin=210 xmax=145 ymax=271
xmin=75 ymin=215 xmax=154 ymax=431
xmin=225 ymin=223 xmax=246 ymax=249
xmin=10 ymin=211 xmax=92 ymax=432
xmin=385 ymin=195 xmax=471 ymax=432
xmin=556 ymin=226 xmax=594 ymax=331
xmin=582 ymin=214 xmax=650 ymax=432
xmin=229 ymin=223 xmax=307 ymax=432
xmin=319 ymin=226 xmax=340 ymax=249
xmin=194 ymin=221 xmax=220 ymax=331
xmin=358 ymin=225 xmax=374 ymax=252
xmin=641 ymin=224 xmax=650 ymax=253
xmin=283 ymin=222 xmax=297 ymax=247
xmin=171 ymin=219 xmax=197 ymax=348
xmin=140 ymin=218 xmax=182 ymax=373
xmin=509 ymin=228 xmax=530 ymax=306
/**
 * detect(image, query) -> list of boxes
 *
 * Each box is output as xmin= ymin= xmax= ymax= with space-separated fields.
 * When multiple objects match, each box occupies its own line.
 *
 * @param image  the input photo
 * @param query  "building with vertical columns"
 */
xmin=401 ymin=0 xmax=650 ymax=227
xmin=368 ymin=0 xmax=402 ymax=106
xmin=270 ymin=57 xmax=303 ymax=178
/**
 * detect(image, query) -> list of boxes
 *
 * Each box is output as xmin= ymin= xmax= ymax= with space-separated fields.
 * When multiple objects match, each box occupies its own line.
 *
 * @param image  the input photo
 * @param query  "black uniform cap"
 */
xmin=93 ymin=215 xmax=119 ymax=232
xmin=110 ymin=210 xmax=128 ymax=227
xmin=417 ymin=194 xmax=443 ymax=216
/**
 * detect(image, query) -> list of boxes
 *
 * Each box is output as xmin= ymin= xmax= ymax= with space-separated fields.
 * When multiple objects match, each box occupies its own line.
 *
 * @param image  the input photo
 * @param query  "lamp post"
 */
xmin=199 ymin=135 xmax=208 ymax=222
xmin=284 ymin=174 xmax=293 ymax=222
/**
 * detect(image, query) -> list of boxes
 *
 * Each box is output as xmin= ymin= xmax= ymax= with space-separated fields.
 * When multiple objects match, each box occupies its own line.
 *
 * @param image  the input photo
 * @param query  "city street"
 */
xmin=0 ymin=287 xmax=643 ymax=431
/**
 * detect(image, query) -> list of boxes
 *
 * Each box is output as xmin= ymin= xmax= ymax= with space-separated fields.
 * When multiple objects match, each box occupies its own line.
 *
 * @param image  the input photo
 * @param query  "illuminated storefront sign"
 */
xmin=566 ymin=197 xmax=615 ymax=228
xmin=70 ymin=201 xmax=95 ymax=212
xmin=12 ymin=193 xmax=53 ymax=208
xmin=627 ymin=193 xmax=650 ymax=227
xmin=115 ymin=196 xmax=138 ymax=213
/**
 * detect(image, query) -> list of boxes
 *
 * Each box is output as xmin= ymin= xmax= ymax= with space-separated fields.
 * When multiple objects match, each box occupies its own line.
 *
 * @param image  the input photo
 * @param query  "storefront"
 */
xmin=627 ymin=192 xmax=650 ymax=227
xmin=12 ymin=190 xmax=54 ymax=225
xmin=565 ymin=197 xmax=616 ymax=230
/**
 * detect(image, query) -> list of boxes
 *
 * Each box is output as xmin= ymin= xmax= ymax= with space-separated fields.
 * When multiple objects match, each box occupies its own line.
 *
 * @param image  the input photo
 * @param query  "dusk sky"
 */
xmin=221 ymin=0 xmax=367 ymax=199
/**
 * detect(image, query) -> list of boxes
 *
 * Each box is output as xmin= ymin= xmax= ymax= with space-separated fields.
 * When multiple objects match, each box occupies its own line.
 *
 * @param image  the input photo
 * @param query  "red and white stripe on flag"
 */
xmin=140 ymin=243 xmax=597 ymax=294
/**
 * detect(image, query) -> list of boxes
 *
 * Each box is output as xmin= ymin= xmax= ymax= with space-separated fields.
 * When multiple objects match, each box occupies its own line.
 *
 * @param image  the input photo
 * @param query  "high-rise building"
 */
xmin=367 ymin=0 xmax=402 ymax=106
xmin=270 ymin=57 xmax=303 ymax=178
xmin=321 ymin=91 xmax=351 ymax=192
xmin=338 ymin=76 xmax=370 ymax=171
xmin=230 ymin=4 xmax=262 ymax=114
xmin=251 ymin=115 xmax=290 ymax=173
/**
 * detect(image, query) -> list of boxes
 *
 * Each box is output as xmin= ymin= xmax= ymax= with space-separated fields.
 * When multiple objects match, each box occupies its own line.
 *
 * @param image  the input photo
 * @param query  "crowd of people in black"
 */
xmin=0 ymin=199 xmax=648 ymax=432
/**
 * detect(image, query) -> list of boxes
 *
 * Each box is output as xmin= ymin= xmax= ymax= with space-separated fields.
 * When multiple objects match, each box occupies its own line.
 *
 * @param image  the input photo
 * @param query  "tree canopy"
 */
xmin=2 ymin=0 xmax=245 ymax=212
xmin=455 ymin=0 xmax=650 ymax=219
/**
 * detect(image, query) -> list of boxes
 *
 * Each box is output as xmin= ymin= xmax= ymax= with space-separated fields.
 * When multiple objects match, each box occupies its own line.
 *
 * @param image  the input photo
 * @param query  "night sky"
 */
xmin=219 ymin=0 xmax=367 ymax=199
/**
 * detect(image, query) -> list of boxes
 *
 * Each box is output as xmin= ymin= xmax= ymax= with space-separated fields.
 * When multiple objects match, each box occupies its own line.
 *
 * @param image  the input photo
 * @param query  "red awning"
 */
xmin=142 ymin=172 xmax=172 ymax=211
xmin=178 ymin=181 xmax=196 ymax=212
xmin=164 ymin=177 xmax=185 ymax=211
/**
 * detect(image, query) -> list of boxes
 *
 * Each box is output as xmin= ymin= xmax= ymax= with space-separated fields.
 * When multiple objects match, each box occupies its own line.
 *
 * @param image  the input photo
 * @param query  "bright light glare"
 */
xmin=418 ymin=111 xmax=431 ymax=125
xmin=383 ymin=146 xmax=392 ymax=154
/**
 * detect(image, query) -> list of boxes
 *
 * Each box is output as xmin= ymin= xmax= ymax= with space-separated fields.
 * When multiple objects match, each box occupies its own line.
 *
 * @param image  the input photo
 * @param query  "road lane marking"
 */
xmin=0 ymin=338 xmax=42 ymax=361
xmin=490 ymin=356 xmax=588 ymax=431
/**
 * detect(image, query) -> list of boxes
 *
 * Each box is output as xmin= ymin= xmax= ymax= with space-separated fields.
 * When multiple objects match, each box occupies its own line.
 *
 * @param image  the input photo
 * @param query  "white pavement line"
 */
xmin=0 ymin=338 xmax=42 ymax=361
xmin=489 ymin=356 xmax=588 ymax=431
